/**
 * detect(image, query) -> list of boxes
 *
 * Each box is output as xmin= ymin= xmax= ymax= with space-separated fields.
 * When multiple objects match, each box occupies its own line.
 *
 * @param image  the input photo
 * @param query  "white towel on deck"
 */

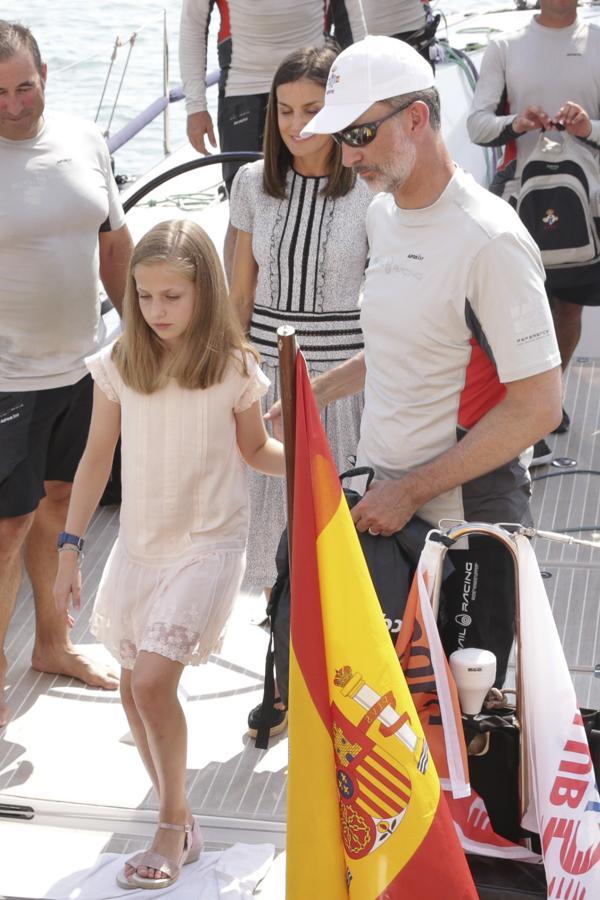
xmin=44 ymin=842 xmax=275 ymax=899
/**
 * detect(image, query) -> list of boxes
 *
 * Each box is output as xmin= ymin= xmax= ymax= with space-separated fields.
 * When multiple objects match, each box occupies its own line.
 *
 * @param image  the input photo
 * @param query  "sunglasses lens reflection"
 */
xmin=346 ymin=126 xmax=375 ymax=147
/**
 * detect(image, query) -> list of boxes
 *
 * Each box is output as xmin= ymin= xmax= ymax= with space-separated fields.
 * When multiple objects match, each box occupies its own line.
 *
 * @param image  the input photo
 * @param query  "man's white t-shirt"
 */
xmin=0 ymin=112 xmax=126 ymax=392
xmin=357 ymin=167 xmax=561 ymax=526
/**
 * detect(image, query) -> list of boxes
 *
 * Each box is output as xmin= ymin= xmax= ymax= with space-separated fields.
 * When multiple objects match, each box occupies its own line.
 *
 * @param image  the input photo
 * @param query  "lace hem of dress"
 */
xmin=116 ymin=623 xmax=225 ymax=668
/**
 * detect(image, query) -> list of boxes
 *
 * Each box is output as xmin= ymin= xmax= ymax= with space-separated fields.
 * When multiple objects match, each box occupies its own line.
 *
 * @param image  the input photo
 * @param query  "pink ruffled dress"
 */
xmin=85 ymin=341 xmax=269 ymax=669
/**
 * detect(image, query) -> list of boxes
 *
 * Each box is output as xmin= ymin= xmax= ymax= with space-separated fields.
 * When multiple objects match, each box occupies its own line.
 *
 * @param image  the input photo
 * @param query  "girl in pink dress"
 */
xmin=53 ymin=220 xmax=284 ymax=890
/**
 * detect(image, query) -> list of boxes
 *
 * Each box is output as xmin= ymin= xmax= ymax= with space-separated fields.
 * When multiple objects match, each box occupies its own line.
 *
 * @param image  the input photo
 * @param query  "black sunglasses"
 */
xmin=332 ymin=100 xmax=414 ymax=148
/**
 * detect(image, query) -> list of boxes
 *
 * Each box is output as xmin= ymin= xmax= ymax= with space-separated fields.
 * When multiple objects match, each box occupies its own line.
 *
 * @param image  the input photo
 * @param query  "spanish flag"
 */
xmin=286 ymin=353 xmax=477 ymax=899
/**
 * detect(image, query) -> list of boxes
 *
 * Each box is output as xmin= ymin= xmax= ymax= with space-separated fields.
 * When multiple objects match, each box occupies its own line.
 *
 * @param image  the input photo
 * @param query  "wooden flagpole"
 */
xmin=277 ymin=325 xmax=298 ymax=562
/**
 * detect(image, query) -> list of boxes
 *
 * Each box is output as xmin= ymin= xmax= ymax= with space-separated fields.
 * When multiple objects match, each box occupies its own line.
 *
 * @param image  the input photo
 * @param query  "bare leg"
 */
xmin=223 ymin=222 xmax=239 ymax=287
xmin=130 ymin=651 xmax=191 ymax=880
xmin=27 ymin=480 xmax=118 ymax=689
xmin=551 ymin=297 xmax=583 ymax=371
xmin=0 ymin=512 xmax=35 ymax=726
xmin=120 ymin=669 xmax=160 ymax=794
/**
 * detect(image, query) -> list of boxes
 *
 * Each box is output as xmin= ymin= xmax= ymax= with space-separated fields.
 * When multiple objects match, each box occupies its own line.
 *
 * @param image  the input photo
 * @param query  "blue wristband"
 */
xmin=57 ymin=532 xmax=85 ymax=552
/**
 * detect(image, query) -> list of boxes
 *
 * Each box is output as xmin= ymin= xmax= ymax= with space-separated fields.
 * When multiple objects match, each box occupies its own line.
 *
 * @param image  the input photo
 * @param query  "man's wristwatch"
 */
xmin=57 ymin=532 xmax=85 ymax=552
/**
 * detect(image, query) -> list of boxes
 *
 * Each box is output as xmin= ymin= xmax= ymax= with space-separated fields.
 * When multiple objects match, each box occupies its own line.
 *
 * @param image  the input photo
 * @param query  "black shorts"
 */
xmin=217 ymin=92 xmax=269 ymax=194
xmin=545 ymin=262 xmax=600 ymax=306
xmin=0 ymin=375 xmax=93 ymax=518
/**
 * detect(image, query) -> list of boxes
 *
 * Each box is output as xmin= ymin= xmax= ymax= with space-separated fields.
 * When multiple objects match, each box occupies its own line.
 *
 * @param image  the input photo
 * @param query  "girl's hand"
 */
xmin=53 ymin=551 xmax=82 ymax=626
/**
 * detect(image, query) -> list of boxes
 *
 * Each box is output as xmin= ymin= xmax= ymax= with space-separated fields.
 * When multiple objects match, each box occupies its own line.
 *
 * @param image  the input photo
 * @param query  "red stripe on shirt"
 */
xmin=458 ymin=339 xmax=506 ymax=431
xmin=216 ymin=0 xmax=231 ymax=44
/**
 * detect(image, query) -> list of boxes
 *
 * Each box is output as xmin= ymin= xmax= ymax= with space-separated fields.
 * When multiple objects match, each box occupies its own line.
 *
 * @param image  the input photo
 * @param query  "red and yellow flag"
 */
xmin=286 ymin=353 xmax=477 ymax=899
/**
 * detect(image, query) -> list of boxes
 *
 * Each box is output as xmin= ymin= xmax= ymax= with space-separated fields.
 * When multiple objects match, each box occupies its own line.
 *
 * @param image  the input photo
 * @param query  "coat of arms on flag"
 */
xmin=332 ymin=664 xmax=427 ymax=859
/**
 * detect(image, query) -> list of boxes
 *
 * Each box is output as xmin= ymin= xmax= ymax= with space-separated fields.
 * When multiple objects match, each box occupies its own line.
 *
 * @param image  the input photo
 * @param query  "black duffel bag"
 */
xmin=464 ymin=706 xmax=600 ymax=897
xmin=253 ymin=467 xmax=440 ymax=748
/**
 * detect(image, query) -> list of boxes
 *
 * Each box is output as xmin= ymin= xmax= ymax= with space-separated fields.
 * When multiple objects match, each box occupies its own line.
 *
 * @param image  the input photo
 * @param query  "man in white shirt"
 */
xmin=467 ymin=0 xmax=600 ymax=443
xmin=290 ymin=35 xmax=563 ymax=684
xmin=361 ymin=0 xmax=441 ymax=65
xmin=0 ymin=22 xmax=133 ymax=724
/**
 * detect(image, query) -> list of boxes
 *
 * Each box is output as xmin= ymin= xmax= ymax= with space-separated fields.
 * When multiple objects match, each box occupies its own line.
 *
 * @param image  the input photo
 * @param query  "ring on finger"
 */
xmin=368 ymin=527 xmax=380 ymax=536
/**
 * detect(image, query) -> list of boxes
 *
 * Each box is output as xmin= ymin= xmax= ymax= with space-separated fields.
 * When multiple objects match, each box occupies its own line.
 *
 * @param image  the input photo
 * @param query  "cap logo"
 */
xmin=326 ymin=67 xmax=340 ymax=95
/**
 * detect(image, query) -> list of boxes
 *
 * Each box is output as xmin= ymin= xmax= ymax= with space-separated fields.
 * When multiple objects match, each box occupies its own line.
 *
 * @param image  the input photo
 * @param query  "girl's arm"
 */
xmin=228 ymin=229 xmax=258 ymax=332
xmin=235 ymin=400 xmax=285 ymax=476
xmin=53 ymin=385 xmax=121 ymax=619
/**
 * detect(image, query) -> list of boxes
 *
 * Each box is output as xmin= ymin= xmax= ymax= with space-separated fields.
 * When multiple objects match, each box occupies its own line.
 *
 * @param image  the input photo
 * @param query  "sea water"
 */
xmin=1 ymin=0 xmax=515 ymax=178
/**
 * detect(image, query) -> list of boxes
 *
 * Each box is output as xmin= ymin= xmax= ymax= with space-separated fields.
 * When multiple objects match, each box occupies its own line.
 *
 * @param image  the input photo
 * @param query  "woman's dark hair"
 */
xmin=262 ymin=43 xmax=355 ymax=200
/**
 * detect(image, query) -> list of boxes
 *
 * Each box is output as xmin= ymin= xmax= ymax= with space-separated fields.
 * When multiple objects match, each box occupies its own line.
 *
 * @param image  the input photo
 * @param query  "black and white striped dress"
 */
xmin=230 ymin=159 xmax=372 ymax=588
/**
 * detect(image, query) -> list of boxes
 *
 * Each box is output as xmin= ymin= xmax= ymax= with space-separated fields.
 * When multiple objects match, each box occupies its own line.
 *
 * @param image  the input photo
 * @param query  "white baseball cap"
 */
xmin=301 ymin=35 xmax=435 ymax=136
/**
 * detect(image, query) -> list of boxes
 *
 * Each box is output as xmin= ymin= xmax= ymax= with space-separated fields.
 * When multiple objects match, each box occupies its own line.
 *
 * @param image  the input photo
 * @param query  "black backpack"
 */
xmin=516 ymin=130 xmax=600 ymax=282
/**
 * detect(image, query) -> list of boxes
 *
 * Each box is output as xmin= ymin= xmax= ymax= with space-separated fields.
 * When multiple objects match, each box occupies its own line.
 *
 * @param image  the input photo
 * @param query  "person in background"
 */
xmin=179 ymin=0 xmax=366 ymax=278
xmin=0 ymin=21 xmax=133 ymax=726
xmin=362 ymin=0 xmax=442 ymax=66
xmin=228 ymin=43 xmax=372 ymax=737
xmin=53 ymin=220 xmax=284 ymax=890
xmin=272 ymin=35 xmax=562 ymax=689
xmin=467 ymin=0 xmax=600 ymax=462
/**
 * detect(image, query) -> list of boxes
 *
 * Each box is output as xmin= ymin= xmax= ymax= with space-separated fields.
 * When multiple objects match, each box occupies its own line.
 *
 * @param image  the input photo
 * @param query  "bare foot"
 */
xmin=31 ymin=646 xmax=119 ymax=690
xmin=0 ymin=658 xmax=10 ymax=726
xmin=0 ymin=696 xmax=10 ymax=728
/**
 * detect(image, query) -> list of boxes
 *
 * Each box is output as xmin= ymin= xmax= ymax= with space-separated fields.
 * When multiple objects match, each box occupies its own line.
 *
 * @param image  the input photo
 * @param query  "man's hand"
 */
xmin=512 ymin=105 xmax=553 ymax=134
xmin=552 ymin=101 xmax=592 ymax=139
xmin=351 ymin=477 xmax=421 ymax=537
xmin=264 ymin=400 xmax=283 ymax=441
xmin=187 ymin=111 xmax=217 ymax=154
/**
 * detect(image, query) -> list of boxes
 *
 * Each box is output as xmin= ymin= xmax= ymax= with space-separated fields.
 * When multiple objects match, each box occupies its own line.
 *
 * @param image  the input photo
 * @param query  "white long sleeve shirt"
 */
xmin=467 ymin=15 xmax=600 ymax=197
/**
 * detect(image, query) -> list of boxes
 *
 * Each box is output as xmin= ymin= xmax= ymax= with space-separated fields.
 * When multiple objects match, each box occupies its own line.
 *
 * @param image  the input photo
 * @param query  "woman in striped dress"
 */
xmin=229 ymin=43 xmax=372 ymax=593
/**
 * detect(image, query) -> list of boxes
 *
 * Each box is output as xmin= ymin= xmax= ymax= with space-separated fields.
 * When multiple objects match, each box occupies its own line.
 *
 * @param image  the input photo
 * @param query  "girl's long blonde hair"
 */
xmin=113 ymin=220 xmax=257 ymax=393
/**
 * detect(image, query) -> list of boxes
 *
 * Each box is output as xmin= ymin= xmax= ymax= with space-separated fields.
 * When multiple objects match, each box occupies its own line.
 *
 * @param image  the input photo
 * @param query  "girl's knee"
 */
xmin=130 ymin=670 xmax=175 ymax=719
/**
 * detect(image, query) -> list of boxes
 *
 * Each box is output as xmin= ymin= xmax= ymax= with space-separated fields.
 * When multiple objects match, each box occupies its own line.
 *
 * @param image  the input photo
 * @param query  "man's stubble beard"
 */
xmin=354 ymin=132 xmax=417 ymax=195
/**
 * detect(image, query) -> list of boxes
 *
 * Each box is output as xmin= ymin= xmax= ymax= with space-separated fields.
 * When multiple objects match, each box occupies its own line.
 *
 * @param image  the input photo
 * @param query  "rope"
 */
xmin=531 ymin=469 xmax=600 ymax=481
xmin=54 ymin=12 xmax=166 ymax=76
xmin=103 ymin=33 xmax=137 ymax=138
xmin=440 ymin=41 xmax=499 ymax=185
xmin=136 ymin=188 xmax=220 ymax=211
xmin=528 ymin=469 xmax=600 ymax=540
xmin=94 ymin=37 xmax=119 ymax=123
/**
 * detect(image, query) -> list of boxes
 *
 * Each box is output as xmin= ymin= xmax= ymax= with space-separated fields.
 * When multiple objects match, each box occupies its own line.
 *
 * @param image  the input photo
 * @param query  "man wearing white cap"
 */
xmin=272 ymin=36 xmax=563 ymax=681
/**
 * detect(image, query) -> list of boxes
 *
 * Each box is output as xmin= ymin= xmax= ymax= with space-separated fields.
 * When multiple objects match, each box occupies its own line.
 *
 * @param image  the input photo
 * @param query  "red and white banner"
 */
xmin=516 ymin=535 xmax=600 ymax=897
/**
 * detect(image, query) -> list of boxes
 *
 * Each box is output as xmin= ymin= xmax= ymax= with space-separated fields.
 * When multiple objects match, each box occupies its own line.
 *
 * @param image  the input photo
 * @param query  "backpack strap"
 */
xmin=254 ymin=620 xmax=277 ymax=750
xmin=339 ymin=466 xmax=375 ymax=489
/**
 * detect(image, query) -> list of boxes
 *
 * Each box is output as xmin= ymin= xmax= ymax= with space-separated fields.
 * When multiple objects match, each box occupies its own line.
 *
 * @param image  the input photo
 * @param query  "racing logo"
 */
xmin=457 ymin=561 xmax=478 ymax=648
